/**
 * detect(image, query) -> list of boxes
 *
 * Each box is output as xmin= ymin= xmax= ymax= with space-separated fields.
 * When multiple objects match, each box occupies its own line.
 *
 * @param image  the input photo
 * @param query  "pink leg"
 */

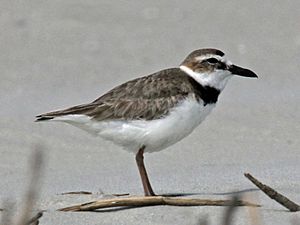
xmin=135 ymin=147 xmax=156 ymax=196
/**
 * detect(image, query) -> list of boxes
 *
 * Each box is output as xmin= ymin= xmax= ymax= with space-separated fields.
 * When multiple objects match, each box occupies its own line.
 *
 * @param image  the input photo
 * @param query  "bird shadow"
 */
xmin=161 ymin=188 xmax=259 ymax=197
xmin=93 ymin=206 xmax=151 ymax=213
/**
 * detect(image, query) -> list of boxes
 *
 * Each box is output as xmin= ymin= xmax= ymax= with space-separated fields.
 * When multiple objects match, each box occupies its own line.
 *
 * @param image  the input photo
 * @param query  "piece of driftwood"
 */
xmin=59 ymin=196 xmax=259 ymax=212
xmin=244 ymin=173 xmax=300 ymax=212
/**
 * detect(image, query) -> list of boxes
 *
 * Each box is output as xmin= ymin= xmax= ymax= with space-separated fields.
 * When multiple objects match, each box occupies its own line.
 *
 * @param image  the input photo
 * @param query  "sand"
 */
xmin=1 ymin=1 xmax=300 ymax=224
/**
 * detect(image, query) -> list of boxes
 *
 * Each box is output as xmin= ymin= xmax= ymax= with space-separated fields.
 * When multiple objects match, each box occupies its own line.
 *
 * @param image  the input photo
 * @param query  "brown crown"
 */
xmin=180 ymin=48 xmax=226 ymax=73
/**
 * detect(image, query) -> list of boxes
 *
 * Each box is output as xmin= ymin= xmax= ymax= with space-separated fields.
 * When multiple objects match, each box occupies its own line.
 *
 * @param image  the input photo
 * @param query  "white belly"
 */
xmin=52 ymin=98 xmax=215 ymax=153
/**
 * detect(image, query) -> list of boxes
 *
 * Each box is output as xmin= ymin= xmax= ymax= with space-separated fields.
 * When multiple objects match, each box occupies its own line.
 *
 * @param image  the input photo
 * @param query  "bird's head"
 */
xmin=179 ymin=48 xmax=258 ymax=90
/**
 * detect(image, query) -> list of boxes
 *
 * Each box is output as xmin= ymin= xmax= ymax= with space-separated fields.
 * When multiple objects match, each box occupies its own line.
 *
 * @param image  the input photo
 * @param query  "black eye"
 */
xmin=206 ymin=58 xmax=219 ymax=64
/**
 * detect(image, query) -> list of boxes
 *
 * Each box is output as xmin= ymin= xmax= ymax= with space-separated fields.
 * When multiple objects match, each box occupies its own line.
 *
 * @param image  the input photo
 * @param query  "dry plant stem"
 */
xmin=244 ymin=173 xmax=300 ymax=212
xmin=26 ymin=211 xmax=43 ymax=225
xmin=222 ymin=195 xmax=240 ymax=225
xmin=60 ymin=191 xmax=92 ymax=195
xmin=59 ymin=196 xmax=259 ymax=212
xmin=60 ymin=191 xmax=129 ymax=196
xmin=112 ymin=193 xmax=130 ymax=197
xmin=16 ymin=147 xmax=44 ymax=225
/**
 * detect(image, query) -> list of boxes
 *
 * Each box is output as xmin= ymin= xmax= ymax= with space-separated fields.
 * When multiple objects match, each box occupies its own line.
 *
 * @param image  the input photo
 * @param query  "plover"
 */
xmin=36 ymin=48 xmax=257 ymax=196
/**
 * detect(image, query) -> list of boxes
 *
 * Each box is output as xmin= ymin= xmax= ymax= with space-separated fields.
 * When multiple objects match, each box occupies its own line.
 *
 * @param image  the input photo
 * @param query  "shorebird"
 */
xmin=36 ymin=48 xmax=257 ymax=196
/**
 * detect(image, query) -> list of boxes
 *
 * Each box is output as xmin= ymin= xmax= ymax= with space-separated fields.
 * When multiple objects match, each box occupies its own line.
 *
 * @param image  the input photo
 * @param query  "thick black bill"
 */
xmin=229 ymin=65 xmax=258 ymax=78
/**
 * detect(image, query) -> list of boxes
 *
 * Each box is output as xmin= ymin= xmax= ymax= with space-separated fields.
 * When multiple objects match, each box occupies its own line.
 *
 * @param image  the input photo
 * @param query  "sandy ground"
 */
xmin=1 ymin=1 xmax=300 ymax=224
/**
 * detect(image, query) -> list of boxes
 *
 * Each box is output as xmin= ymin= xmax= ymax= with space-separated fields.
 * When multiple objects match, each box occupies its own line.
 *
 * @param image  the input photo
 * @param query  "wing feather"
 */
xmin=36 ymin=68 xmax=195 ymax=121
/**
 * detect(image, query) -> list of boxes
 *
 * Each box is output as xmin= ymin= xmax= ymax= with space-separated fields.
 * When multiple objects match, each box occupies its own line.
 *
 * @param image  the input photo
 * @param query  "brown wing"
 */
xmin=88 ymin=95 xmax=187 ymax=121
xmin=36 ymin=68 xmax=195 ymax=121
xmin=92 ymin=68 xmax=192 ymax=102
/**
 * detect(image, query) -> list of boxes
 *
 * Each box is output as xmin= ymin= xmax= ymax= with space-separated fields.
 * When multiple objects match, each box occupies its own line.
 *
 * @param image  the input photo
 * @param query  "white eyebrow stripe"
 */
xmin=195 ymin=55 xmax=224 ymax=62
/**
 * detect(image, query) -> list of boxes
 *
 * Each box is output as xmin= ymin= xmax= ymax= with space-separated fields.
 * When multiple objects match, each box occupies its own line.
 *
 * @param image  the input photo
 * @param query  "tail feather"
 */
xmin=35 ymin=115 xmax=54 ymax=122
xmin=35 ymin=103 xmax=99 ymax=122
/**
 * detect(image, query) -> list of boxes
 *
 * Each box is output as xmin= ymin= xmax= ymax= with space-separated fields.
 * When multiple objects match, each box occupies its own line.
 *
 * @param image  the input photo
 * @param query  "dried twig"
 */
xmin=112 ymin=193 xmax=130 ymax=197
xmin=244 ymin=173 xmax=300 ymax=212
xmin=16 ymin=147 xmax=44 ymax=225
xmin=60 ymin=191 xmax=92 ymax=195
xmin=59 ymin=191 xmax=129 ymax=197
xmin=25 ymin=211 xmax=44 ymax=225
xmin=59 ymin=196 xmax=259 ymax=212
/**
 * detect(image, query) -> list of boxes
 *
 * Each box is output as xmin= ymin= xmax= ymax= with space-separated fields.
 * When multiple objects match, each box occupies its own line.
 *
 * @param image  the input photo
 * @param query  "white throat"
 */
xmin=179 ymin=65 xmax=232 ymax=91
